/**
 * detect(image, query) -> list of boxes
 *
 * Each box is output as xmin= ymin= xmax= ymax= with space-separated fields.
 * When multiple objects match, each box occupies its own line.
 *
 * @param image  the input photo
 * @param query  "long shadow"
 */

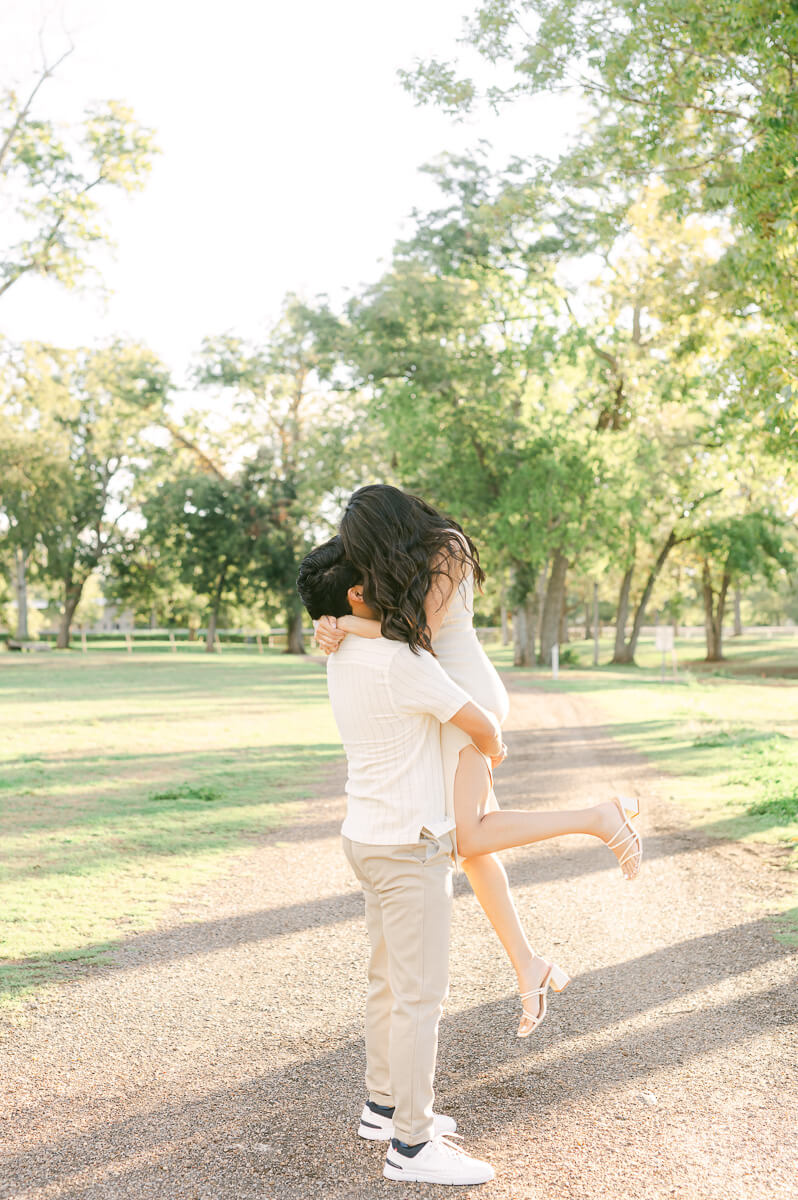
xmin=3 ymin=917 xmax=795 ymax=1199
xmin=0 ymin=826 xmax=763 ymax=1006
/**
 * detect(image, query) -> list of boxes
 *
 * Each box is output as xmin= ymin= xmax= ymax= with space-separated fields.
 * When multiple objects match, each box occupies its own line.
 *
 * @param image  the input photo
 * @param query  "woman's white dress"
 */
xmin=433 ymin=569 xmax=510 ymax=852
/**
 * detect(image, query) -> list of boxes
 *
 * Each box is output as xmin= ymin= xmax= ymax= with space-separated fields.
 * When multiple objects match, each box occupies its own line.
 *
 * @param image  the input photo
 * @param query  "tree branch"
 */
xmin=0 ymin=41 xmax=74 ymax=173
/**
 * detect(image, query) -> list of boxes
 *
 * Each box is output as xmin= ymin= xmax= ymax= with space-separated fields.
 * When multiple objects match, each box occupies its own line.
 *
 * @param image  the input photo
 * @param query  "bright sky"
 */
xmin=2 ymin=0 xmax=582 ymax=378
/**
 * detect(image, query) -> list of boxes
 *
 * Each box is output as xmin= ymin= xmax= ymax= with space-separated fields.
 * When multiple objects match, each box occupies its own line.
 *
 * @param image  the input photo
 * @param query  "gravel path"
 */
xmin=2 ymin=682 xmax=797 ymax=1200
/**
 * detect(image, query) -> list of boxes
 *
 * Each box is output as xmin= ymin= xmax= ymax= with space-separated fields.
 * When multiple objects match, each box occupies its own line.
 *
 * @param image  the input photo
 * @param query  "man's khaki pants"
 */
xmin=342 ymin=832 xmax=454 ymax=1145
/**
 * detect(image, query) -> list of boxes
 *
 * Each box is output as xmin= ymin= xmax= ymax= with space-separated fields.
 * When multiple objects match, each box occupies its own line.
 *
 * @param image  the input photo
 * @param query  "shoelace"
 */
xmin=429 ymin=1133 xmax=466 ymax=1158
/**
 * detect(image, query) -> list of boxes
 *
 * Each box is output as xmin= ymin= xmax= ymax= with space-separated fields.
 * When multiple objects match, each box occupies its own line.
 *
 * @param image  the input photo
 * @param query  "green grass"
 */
xmin=0 ymin=648 xmax=340 ymax=1009
xmin=488 ymin=632 xmax=798 ymax=874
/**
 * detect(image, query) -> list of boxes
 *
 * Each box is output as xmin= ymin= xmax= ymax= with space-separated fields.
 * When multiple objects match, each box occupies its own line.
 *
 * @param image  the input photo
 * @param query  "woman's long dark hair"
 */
xmin=339 ymin=484 xmax=485 ymax=653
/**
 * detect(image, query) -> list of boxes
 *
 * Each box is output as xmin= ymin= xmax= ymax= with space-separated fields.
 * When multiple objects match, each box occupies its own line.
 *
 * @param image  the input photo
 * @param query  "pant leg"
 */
xmin=342 ymin=837 xmax=393 ymax=1106
xmin=347 ymin=834 xmax=453 ymax=1145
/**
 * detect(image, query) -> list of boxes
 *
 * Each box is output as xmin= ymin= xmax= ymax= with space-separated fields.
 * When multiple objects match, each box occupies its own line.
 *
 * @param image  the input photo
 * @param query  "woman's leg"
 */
xmin=455 ymin=758 xmax=562 ymax=1032
xmin=461 ymin=852 xmax=557 ymax=1033
xmin=461 ymin=852 xmax=533 ymax=975
xmin=453 ymin=745 xmax=627 ymax=862
xmin=453 ymin=744 xmax=638 ymax=1031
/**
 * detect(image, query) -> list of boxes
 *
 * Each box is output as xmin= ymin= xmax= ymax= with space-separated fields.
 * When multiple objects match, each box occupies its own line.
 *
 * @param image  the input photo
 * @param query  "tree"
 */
xmin=194 ymin=297 xmax=365 ymax=653
xmin=141 ymin=470 xmax=264 ymax=652
xmin=403 ymin=0 xmax=798 ymax=454
xmin=1 ymin=46 xmax=157 ymax=303
xmin=692 ymin=511 xmax=794 ymax=660
xmin=0 ymin=374 xmax=70 ymax=639
xmin=0 ymin=341 xmax=170 ymax=647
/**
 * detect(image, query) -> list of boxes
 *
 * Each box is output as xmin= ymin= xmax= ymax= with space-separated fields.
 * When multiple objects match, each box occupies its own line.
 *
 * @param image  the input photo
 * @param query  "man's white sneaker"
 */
xmin=358 ymin=1103 xmax=456 ymax=1141
xmin=383 ymin=1134 xmax=495 ymax=1185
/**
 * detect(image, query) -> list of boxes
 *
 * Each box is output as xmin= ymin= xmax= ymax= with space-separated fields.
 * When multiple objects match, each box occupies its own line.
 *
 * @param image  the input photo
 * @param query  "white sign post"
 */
xmin=551 ymin=643 xmax=559 ymax=680
xmin=655 ymin=625 xmax=676 ymax=681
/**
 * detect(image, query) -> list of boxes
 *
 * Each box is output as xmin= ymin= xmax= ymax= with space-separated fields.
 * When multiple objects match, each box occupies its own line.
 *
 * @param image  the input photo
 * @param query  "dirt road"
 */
xmin=2 ymin=684 xmax=797 ymax=1199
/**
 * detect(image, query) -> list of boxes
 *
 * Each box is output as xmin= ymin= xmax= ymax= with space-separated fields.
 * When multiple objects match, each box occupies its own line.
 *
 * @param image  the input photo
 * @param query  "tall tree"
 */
xmin=403 ymin=0 xmax=798 ymax=453
xmin=691 ymin=511 xmax=794 ymax=660
xmin=0 ymin=348 xmax=71 ymax=639
xmin=1 ymin=47 xmax=157 ymax=303
xmin=141 ymin=469 xmax=266 ymax=652
xmin=0 ymin=342 xmax=170 ymax=647
xmin=194 ymin=297 xmax=362 ymax=653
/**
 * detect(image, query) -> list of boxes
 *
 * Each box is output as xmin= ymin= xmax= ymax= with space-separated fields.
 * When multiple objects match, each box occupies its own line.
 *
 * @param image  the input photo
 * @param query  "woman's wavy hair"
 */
xmin=339 ymin=483 xmax=484 ymax=653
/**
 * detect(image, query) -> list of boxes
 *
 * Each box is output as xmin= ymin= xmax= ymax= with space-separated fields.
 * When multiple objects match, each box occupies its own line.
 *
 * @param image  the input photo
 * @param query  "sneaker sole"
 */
xmin=383 ymin=1164 xmax=494 ymax=1184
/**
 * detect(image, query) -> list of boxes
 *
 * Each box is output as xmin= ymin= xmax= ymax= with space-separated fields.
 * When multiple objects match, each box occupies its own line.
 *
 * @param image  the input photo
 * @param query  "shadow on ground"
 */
xmin=5 ymin=913 xmax=795 ymax=1200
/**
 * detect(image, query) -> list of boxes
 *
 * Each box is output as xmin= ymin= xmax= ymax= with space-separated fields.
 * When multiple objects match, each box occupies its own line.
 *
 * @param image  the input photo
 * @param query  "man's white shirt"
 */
xmin=327 ymin=635 xmax=470 ymax=844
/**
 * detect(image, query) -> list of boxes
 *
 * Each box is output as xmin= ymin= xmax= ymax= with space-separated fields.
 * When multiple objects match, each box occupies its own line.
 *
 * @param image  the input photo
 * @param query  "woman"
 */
xmin=315 ymin=484 xmax=641 ymax=1037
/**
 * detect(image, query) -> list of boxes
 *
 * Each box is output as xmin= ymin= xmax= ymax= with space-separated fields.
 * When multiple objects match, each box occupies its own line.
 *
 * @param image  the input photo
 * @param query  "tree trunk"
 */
xmin=584 ymin=590 xmax=592 ymax=640
xmin=592 ymin=582 xmax=600 ymax=666
xmin=513 ymin=602 xmax=529 ymax=666
xmin=538 ymin=550 xmax=568 ymax=666
xmin=524 ymin=591 xmax=537 ymax=665
xmin=626 ymin=530 xmax=678 ymax=660
xmin=614 ymin=528 xmax=679 ymax=664
xmin=206 ymin=607 xmax=218 ymax=653
xmin=14 ymin=547 xmax=29 ymax=640
xmin=149 ymin=605 xmax=157 ymax=630
xmin=733 ymin=585 xmax=743 ymax=637
xmin=612 ymin=566 xmax=634 ymax=663
xmin=57 ymin=577 xmax=85 ymax=649
xmin=703 ymin=560 xmax=731 ymax=661
xmin=558 ymin=589 xmax=569 ymax=645
xmin=500 ymin=603 xmax=510 ymax=646
xmin=285 ymin=594 xmax=305 ymax=655
xmin=206 ymin=568 xmax=227 ymax=652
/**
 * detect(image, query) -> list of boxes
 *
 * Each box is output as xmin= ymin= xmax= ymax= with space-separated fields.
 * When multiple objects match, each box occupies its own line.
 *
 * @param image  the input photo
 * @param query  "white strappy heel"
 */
xmin=606 ymin=796 xmax=642 ymax=880
xmin=517 ymin=961 xmax=571 ymax=1038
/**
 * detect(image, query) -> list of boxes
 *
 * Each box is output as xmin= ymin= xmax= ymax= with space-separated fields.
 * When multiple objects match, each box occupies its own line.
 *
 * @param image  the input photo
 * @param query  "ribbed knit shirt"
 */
xmin=327 ymin=635 xmax=470 ymax=845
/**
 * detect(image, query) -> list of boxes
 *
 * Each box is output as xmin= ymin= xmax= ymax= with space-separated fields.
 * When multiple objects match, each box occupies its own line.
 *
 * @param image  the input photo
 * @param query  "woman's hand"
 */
xmin=314 ymin=615 xmax=348 ymax=655
xmin=491 ymin=742 xmax=508 ymax=770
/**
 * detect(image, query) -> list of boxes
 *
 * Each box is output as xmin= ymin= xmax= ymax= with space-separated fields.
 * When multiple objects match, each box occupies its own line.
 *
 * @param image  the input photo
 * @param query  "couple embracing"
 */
xmin=296 ymin=483 xmax=642 ymax=1186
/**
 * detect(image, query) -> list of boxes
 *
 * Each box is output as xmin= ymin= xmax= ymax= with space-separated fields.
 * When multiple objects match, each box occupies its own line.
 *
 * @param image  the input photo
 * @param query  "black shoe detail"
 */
xmin=390 ymin=1137 xmax=427 ymax=1158
xmin=386 ymin=1156 xmax=405 ymax=1170
xmin=367 ymin=1100 xmax=395 ymax=1118
xmin=359 ymin=1119 xmax=382 ymax=1130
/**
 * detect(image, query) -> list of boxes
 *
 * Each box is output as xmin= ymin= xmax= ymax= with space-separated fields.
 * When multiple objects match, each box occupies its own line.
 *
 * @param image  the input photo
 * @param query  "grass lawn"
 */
xmin=0 ymin=645 xmax=340 ymax=1010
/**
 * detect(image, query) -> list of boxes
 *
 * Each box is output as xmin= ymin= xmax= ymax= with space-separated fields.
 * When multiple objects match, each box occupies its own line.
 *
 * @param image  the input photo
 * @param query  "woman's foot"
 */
xmin=594 ymin=798 xmax=642 ymax=880
xmin=516 ymin=955 xmax=570 ymax=1037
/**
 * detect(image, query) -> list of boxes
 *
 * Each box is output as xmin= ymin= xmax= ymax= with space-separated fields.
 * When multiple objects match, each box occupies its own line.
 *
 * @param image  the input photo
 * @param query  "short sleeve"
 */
xmin=389 ymin=646 xmax=470 ymax=723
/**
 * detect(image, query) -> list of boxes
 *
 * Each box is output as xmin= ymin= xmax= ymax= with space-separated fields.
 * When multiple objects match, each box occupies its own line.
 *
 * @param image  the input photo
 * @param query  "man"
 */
xmin=297 ymin=537 xmax=502 ymax=1186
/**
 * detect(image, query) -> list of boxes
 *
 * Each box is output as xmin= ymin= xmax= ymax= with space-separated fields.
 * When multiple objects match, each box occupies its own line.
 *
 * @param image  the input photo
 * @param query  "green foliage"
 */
xmin=0 ymin=340 xmax=171 ymax=645
xmin=192 ymin=297 xmax=373 ymax=649
xmin=404 ymin=1 xmax=798 ymax=454
xmin=0 ymin=70 xmax=158 ymax=299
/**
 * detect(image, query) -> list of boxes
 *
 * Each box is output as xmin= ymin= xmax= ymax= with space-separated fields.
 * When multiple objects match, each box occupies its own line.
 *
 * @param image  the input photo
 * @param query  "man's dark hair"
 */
xmin=296 ymin=536 xmax=363 ymax=620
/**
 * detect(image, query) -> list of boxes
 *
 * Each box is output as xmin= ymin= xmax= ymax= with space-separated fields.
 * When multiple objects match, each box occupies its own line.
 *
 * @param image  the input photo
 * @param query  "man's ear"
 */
xmin=347 ymin=583 xmax=365 ymax=608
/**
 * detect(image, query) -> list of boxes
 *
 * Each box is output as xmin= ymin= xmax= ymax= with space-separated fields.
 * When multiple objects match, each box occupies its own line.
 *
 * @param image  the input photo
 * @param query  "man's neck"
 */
xmin=349 ymin=603 xmax=379 ymax=621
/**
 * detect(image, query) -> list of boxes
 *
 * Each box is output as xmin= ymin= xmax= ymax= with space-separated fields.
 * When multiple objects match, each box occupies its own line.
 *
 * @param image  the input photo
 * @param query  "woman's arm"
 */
xmin=337 ymin=615 xmax=381 ymax=638
xmin=313 ymin=613 xmax=380 ymax=654
xmin=449 ymin=700 xmax=502 ymax=760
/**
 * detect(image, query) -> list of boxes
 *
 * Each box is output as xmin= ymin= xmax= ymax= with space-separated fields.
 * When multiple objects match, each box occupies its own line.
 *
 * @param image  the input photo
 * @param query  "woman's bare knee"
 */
xmin=454 ymin=745 xmax=492 ymax=811
xmin=453 ymin=744 xmax=492 ymax=858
